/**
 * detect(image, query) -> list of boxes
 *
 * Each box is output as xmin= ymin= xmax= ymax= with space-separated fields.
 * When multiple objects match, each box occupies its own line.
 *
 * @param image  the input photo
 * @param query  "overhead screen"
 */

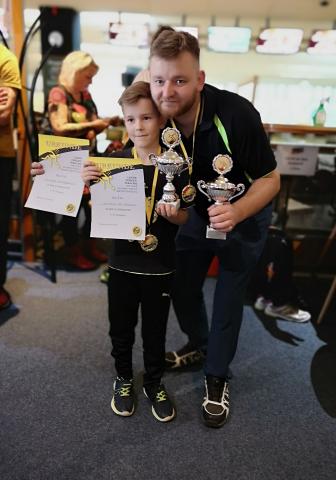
xmin=256 ymin=28 xmax=303 ymax=54
xmin=109 ymin=22 xmax=150 ymax=47
xmin=207 ymin=27 xmax=251 ymax=53
xmin=307 ymin=29 xmax=336 ymax=55
xmin=174 ymin=26 xmax=199 ymax=38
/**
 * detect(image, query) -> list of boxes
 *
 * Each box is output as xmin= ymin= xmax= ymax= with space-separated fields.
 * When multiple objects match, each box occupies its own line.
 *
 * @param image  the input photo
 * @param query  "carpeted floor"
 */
xmin=0 ymin=262 xmax=335 ymax=480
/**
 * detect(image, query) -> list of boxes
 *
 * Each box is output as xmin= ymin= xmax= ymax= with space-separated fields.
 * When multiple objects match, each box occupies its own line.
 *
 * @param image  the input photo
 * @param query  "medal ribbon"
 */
xmin=132 ymin=147 xmax=159 ymax=227
xmin=170 ymin=100 xmax=201 ymax=179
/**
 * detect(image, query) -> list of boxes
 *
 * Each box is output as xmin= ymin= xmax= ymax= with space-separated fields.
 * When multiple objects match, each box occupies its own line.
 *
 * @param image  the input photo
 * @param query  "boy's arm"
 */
xmin=156 ymin=204 xmax=189 ymax=225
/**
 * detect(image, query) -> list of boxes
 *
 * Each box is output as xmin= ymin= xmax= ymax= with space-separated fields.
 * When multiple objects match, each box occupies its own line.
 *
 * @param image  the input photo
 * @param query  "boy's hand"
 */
xmin=155 ymin=203 xmax=189 ymax=226
xmin=155 ymin=203 xmax=179 ymax=219
xmin=81 ymin=159 xmax=102 ymax=186
xmin=31 ymin=162 xmax=45 ymax=177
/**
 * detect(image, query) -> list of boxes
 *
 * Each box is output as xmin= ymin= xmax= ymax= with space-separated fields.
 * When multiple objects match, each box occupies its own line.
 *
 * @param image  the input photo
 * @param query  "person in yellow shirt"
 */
xmin=0 ymin=44 xmax=21 ymax=310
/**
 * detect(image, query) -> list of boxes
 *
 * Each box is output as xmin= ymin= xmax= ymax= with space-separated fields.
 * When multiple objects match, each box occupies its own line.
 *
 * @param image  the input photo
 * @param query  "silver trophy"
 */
xmin=149 ymin=127 xmax=190 ymax=209
xmin=197 ymin=154 xmax=245 ymax=240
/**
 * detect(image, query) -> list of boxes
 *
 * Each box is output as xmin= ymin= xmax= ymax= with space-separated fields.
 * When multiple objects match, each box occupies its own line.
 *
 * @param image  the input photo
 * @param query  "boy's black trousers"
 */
xmin=107 ymin=268 xmax=173 ymax=387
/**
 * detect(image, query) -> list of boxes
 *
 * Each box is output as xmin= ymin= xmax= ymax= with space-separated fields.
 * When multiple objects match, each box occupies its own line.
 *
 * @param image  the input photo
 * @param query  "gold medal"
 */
xmin=182 ymin=184 xmax=196 ymax=203
xmin=139 ymin=234 xmax=158 ymax=253
xmin=162 ymin=127 xmax=181 ymax=149
xmin=212 ymin=154 xmax=233 ymax=175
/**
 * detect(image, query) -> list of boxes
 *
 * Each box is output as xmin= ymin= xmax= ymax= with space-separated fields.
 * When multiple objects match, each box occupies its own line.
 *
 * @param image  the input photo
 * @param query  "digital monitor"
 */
xmin=307 ymin=29 xmax=336 ymax=55
xmin=256 ymin=28 xmax=303 ymax=54
xmin=109 ymin=22 xmax=150 ymax=48
xmin=207 ymin=26 xmax=251 ymax=53
xmin=174 ymin=26 xmax=199 ymax=38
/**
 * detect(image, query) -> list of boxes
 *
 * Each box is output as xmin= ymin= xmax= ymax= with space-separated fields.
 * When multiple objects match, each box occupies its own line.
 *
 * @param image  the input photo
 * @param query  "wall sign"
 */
xmin=274 ymin=145 xmax=319 ymax=176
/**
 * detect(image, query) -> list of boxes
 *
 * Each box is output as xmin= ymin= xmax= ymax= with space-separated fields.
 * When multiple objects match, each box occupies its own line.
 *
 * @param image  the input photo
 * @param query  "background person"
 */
xmin=148 ymin=26 xmax=280 ymax=428
xmin=37 ymin=51 xmax=109 ymax=270
xmin=252 ymin=226 xmax=311 ymax=323
xmin=0 ymin=44 xmax=21 ymax=310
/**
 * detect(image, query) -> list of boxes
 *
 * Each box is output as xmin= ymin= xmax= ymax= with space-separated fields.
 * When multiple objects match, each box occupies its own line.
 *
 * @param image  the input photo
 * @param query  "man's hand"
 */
xmin=208 ymin=170 xmax=280 ymax=233
xmin=208 ymin=202 xmax=242 ymax=233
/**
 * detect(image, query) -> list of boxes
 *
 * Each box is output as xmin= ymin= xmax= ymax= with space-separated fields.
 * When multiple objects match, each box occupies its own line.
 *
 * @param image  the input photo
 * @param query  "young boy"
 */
xmin=82 ymin=81 xmax=189 ymax=422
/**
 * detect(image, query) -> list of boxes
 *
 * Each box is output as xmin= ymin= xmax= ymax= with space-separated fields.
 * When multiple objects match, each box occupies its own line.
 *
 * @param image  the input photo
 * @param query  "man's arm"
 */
xmin=0 ymin=86 xmax=17 ymax=126
xmin=208 ymin=169 xmax=280 ymax=232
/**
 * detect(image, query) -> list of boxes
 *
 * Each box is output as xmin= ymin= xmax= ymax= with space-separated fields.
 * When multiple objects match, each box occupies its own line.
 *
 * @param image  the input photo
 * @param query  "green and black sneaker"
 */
xmin=111 ymin=377 xmax=135 ymax=417
xmin=143 ymin=383 xmax=176 ymax=422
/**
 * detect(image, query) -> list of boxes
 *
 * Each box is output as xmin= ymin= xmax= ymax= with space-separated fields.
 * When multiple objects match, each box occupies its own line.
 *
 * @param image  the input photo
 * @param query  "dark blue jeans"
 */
xmin=172 ymin=205 xmax=272 ymax=378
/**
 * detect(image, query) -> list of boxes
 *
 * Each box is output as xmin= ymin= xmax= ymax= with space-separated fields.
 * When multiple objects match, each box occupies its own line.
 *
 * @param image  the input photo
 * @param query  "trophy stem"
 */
xmin=161 ymin=176 xmax=179 ymax=206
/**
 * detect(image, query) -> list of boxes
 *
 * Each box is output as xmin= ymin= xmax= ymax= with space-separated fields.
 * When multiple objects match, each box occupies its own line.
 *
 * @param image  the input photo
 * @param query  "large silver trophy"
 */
xmin=197 ymin=154 xmax=245 ymax=240
xmin=149 ymin=127 xmax=191 ymax=209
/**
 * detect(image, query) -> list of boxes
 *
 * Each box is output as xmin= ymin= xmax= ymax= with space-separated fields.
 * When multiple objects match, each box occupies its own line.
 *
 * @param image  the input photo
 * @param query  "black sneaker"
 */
xmin=143 ymin=383 xmax=176 ymax=422
xmin=111 ymin=377 xmax=135 ymax=417
xmin=202 ymin=375 xmax=229 ymax=428
xmin=165 ymin=343 xmax=205 ymax=370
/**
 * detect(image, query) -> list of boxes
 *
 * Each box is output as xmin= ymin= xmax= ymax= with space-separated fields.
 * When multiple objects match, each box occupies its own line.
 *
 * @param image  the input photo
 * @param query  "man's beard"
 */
xmin=159 ymin=93 xmax=197 ymax=119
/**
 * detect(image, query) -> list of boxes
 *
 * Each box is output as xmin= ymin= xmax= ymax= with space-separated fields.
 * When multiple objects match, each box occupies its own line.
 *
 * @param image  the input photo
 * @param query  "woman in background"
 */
xmin=38 ymin=51 xmax=110 ymax=270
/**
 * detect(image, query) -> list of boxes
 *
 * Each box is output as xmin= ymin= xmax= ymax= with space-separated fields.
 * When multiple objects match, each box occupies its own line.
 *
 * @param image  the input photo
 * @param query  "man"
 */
xmin=149 ymin=27 xmax=280 ymax=428
xmin=0 ymin=44 xmax=21 ymax=310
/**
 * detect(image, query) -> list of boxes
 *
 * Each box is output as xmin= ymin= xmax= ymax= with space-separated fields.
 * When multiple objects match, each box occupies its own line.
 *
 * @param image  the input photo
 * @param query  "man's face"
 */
xmin=149 ymin=51 xmax=205 ymax=120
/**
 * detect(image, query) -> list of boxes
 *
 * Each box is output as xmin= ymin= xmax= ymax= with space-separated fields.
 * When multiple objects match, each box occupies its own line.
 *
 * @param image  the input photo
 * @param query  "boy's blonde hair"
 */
xmin=58 ymin=51 xmax=99 ymax=87
xmin=118 ymin=81 xmax=159 ymax=115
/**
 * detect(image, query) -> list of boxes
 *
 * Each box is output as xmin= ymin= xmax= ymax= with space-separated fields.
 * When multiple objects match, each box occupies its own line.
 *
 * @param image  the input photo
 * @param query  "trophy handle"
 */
xmin=230 ymin=183 xmax=245 ymax=201
xmin=177 ymin=157 xmax=192 ymax=175
xmin=149 ymin=153 xmax=157 ymax=166
xmin=197 ymin=180 xmax=212 ymax=202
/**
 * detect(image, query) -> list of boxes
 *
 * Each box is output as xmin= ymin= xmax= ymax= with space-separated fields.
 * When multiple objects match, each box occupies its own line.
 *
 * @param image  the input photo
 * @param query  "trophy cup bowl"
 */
xmin=197 ymin=176 xmax=245 ymax=240
xmin=149 ymin=127 xmax=190 ymax=208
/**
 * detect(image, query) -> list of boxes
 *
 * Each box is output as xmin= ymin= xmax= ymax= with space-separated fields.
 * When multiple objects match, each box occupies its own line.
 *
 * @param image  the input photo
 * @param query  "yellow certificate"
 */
xmin=25 ymin=134 xmax=89 ymax=216
xmin=89 ymin=156 xmax=146 ymax=241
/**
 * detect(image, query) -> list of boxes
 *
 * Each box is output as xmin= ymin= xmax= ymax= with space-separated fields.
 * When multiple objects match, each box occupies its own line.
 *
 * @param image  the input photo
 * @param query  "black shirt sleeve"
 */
xmin=230 ymin=98 xmax=277 ymax=180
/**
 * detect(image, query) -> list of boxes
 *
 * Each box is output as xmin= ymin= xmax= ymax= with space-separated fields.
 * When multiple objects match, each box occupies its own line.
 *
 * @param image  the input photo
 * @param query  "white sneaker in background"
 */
xmin=254 ymin=296 xmax=272 ymax=311
xmin=264 ymin=304 xmax=311 ymax=323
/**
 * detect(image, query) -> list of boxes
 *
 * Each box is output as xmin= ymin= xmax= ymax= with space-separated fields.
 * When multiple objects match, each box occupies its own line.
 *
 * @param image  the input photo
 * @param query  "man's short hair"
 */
xmin=150 ymin=25 xmax=200 ymax=62
xmin=118 ymin=80 xmax=159 ymax=114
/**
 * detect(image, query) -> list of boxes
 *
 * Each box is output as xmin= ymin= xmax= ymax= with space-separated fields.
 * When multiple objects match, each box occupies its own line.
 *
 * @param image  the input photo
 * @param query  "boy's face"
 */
xmin=123 ymin=98 xmax=163 ymax=151
xmin=149 ymin=51 xmax=205 ymax=120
